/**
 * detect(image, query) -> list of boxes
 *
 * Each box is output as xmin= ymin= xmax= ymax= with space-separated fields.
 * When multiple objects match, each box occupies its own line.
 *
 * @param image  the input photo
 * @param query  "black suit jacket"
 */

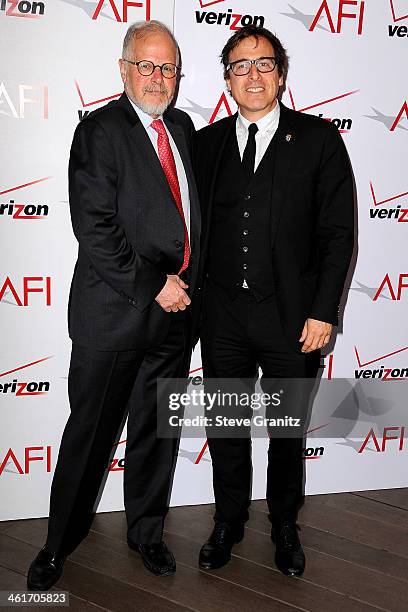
xmin=68 ymin=93 xmax=200 ymax=350
xmin=194 ymin=103 xmax=354 ymax=349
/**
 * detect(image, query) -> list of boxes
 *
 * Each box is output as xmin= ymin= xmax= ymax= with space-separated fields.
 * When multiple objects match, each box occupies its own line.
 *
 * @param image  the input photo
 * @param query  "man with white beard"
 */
xmin=27 ymin=20 xmax=200 ymax=590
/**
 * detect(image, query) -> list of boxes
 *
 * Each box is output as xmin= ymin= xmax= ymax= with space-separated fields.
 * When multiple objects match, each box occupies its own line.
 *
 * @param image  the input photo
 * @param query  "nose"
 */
xmin=151 ymin=65 xmax=164 ymax=80
xmin=248 ymin=63 xmax=260 ymax=79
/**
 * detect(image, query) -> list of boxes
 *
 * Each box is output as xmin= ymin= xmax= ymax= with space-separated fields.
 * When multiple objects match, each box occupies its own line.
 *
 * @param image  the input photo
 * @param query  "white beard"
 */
xmin=136 ymin=97 xmax=171 ymax=117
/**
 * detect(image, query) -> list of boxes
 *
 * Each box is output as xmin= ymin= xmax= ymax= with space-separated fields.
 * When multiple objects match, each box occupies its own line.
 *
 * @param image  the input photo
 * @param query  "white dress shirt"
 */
xmin=127 ymin=96 xmax=190 ymax=239
xmin=236 ymin=101 xmax=280 ymax=171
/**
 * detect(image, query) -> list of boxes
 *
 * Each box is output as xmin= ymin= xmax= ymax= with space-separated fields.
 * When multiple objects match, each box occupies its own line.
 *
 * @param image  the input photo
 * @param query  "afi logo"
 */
xmin=210 ymin=92 xmax=233 ymax=123
xmin=310 ymin=0 xmax=365 ymax=35
xmin=358 ymin=426 xmax=405 ymax=453
xmin=0 ymin=276 xmax=51 ymax=306
xmin=179 ymin=92 xmax=234 ymax=125
xmin=0 ymin=0 xmax=45 ymax=18
xmin=0 ymin=356 xmax=51 ymax=397
xmin=0 ymin=83 xmax=48 ymax=119
xmin=390 ymin=101 xmax=408 ymax=131
xmin=0 ymin=446 xmax=52 ymax=476
xmin=92 ymin=0 xmax=150 ymax=22
xmin=365 ymin=103 xmax=408 ymax=132
xmin=373 ymin=274 xmax=408 ymax=301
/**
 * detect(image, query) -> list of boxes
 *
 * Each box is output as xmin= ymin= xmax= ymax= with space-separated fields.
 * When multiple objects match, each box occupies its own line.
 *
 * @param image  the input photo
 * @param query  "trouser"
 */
xmin=46 ymin=312 xmax=188 ymax=557
xmin=201 ymin=282 xmax=320 ymax=528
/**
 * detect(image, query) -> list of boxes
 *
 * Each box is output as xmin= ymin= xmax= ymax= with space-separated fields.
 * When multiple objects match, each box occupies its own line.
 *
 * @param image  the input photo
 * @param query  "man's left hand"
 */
xmin=299 ymin=318 xmax=332 ymax=353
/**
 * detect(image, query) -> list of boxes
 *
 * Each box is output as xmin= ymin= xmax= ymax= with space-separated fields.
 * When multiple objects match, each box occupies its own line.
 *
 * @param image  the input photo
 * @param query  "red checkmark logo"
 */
xmin=198 ymin=0 xmax=225 ymax=8
xmin=390 ymin=0 xmax=408 ymax=23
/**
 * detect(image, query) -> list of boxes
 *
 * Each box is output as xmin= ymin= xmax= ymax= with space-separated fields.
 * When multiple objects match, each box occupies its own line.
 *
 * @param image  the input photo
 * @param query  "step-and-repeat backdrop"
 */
xmin=1 ymin=0 xmax=407 ymax=520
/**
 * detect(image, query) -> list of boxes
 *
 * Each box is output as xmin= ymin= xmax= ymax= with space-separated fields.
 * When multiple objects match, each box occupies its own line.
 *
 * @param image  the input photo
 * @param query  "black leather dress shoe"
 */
xmin=271 ymin=522 xmax=305 ymax=577
xmin=27 ymin=547 xmax=65 ymax=591
xmin=199 ymin=522 xmax=244 ymax=570
xmin=128 ymin=539 xmax=176 ymax=576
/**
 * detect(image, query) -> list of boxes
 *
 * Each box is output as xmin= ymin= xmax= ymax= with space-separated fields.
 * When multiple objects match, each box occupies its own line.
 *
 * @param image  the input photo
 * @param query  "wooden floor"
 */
xmin=1 ymin=489 xmax=407 ymax=611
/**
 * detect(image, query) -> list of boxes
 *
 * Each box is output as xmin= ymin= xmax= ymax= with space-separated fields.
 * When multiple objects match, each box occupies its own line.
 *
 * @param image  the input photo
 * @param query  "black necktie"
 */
xmin=242 ymin=123 xmax=258 ymax=182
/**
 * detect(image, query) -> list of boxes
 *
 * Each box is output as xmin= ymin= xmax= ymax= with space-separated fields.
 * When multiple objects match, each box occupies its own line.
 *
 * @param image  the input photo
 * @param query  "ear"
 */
xmin=278 ymin=74 xmax=284 ymax=87
xmin=119 ymin=59 xmax=126 ymax=84
xmin=225 ymin=75 xmax=231 ymax=92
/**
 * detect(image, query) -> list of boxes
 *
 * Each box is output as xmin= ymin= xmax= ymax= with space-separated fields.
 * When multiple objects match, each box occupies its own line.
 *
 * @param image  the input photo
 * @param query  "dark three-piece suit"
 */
xmin=194 ymin=102 xmax=354 ymax=528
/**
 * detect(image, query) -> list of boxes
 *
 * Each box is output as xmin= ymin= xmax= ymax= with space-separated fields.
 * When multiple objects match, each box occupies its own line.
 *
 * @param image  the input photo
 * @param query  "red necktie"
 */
xmin=151 ymin=119 xmax=190 ymax=274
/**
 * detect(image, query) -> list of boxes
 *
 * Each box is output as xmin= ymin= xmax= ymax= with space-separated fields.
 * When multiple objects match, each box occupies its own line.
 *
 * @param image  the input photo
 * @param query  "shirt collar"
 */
xmin=126 ymin=94 xmax=163 ymax=130
xmin=237 ymin=100 xmax=280 ymax=135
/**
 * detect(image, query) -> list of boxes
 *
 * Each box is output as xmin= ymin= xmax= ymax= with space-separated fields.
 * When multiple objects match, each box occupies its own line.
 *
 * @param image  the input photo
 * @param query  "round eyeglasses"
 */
xmin=122 ymin=59 xmax=179 ymax=79
xmin=228 ymin=57 xmax=277 ymax=76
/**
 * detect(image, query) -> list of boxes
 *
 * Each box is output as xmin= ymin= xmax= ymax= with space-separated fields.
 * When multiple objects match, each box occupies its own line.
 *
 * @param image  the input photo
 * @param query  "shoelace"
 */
xmin=278 ymin=523 xmax=300 ymax=550
xmin=144 ymin=542 xmax=165 ymax=554
xmin=211 ymin=523 xmax=231 ymax=546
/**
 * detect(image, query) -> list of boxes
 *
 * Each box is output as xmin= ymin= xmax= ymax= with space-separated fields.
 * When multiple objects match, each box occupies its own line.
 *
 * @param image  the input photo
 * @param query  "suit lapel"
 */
xmin=203 ymin=114 xmax=237 ymax=258
xmin=208 ymin=114 xmax=237 ymax=212
xmin=129 ymin=119 xmax=173 ymax=201
xmin=270 ymin=103 xmax=297 ymax=248
xmin=119 ymin=95 xmax=181 ymax=209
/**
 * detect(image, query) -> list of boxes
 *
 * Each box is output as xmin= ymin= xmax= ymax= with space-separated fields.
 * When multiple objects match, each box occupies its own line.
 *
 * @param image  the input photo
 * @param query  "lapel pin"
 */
xmin=285 ymin=133 xmax=292 ymax=142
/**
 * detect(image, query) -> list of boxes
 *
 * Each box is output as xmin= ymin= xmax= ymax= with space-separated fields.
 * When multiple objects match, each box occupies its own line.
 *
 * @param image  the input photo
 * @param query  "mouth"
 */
xmin=144 ymin=88 xmax=167 ymax=96
xmin=245 ymin=86 xmax=265 ymax=94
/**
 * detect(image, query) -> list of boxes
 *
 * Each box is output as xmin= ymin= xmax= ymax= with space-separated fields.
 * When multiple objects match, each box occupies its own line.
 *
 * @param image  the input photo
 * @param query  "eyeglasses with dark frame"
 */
xmin=122 ymin=59 xmax=180 ymax=79
xmin=227 ymin=57 xmax=277 ymax=76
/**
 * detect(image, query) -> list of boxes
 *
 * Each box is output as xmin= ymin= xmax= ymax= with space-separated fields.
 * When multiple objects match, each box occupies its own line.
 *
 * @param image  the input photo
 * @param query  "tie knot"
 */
xmin=151 ymin=119 xmax=167 ymax=136
xmin=248 ymin=123 xmax=258 ymax=137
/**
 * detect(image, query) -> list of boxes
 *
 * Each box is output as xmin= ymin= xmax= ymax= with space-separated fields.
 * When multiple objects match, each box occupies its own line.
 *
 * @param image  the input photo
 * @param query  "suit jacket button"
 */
xmin=174 ymin=240 xmax=183 ymax=249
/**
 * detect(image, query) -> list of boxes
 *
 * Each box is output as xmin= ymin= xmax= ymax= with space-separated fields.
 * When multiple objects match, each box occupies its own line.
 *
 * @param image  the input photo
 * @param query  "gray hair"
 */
xmin=122 ymin=20 xmax=180 ymax=65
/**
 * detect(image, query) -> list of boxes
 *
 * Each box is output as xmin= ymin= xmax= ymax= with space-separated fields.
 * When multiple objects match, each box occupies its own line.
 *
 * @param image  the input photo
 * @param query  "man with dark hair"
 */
xmin=27 ymin=20 xmax=200 ymax=589
xmin=195 ymin=25 xmax=354 ymax=576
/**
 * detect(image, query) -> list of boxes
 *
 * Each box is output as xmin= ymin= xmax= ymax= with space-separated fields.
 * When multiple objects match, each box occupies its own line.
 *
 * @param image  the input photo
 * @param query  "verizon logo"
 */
xmin=354 ymin=345 xmax=408 ymax=380
xmin=0 ymin=356 xmax=52 ymax=396
xmin=195 ymin=7 xmax=264 ymax=30
xmin=0 ymin=0 xmax=45 ymax=18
